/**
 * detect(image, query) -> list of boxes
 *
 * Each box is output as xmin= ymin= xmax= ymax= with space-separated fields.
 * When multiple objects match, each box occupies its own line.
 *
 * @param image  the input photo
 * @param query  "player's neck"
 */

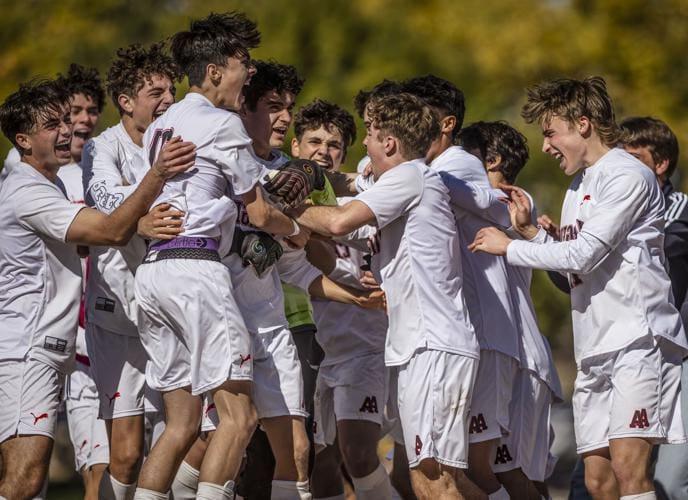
xmin=21 ymin=155 xmax=59 ymax=183
xmin=426 ymin=134 xmax=452 ymax=163
xmin=121 ymin=115 xmax=144 ymax=147
xmin=252 ymin=140 xmax=272 ymax=161
xmin=582 ymin=138 xmax=611 ymax=169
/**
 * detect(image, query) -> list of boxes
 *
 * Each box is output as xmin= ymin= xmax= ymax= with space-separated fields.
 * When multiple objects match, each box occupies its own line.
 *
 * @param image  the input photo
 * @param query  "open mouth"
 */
xmin=314 ymin=159 xmax=333 ymax=170
xmin=272 ymin=127 xmax=287 ymax=136
xmin=55 ymin=142 xmax=71 ymax=155
xmin=73 ymin=130 xmax=90 ymax=140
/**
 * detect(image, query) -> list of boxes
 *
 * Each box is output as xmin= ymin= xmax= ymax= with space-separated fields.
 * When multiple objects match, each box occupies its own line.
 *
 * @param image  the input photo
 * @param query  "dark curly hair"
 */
xmin=243 ymin=60 xmax=304 ymax=112
xmin=56 ymin=64 xmax=106 ymax=112
xmin=106 ymin=42 xmax=180 ymax=115
xmin=401 ymin=75 xmax=465 ymax=139
xmin=294 ymin=99 xmax=356 ymax=152
xmin=458 ymin=121 xmax=529 ymax=184
xmin=171 ymin=11 xmax=260 ymax=87
xmin=0 ymin=78 xmax=71 ymax=153
xmin=353 ymin=79 xmax=402 ymax=118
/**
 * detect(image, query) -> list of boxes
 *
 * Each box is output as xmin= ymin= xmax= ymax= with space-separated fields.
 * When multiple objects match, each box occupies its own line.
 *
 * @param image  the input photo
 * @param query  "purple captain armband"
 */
xmin=150 ymin=236 xmax=219 ymax=252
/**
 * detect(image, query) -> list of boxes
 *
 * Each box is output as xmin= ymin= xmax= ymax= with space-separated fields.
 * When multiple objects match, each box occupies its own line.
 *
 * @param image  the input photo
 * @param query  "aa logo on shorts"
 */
xmin=359 ymin=396 xmax=379 ymax=414
xmin=630 ymin=408 xmax=650 ymax=429
xmin=415 ymin=435 xmax=423 ymax=456
xmin=469 ymin=413 xmax=488 ymax=434
xmin=494 ymin=444 xmax=513 ymax=464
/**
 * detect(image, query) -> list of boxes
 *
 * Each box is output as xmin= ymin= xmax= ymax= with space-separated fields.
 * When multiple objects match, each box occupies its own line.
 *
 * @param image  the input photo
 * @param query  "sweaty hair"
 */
xmin=458 ymin=121 xmax=529 ymax=184
xmin=401 ymin=74 xmax=465 ymax=139
xmin=243 ymin=60 xmax=304 ymax=112
xmin=0 ymin=78 xmax=71 ymax=153
xmin=294 ymin=99 xmax=356 ymax=150
xmin=521 ymin=76 xmax=619 ymax=147
xmin=365 ymin=93 xmax=440 ymax=161
xmin=56 ymin=64 xmax=106 ymax=113
xmin=620 ymin=116 xmax=679 ymax=178
xmin=106 ymin=42 xmax=179 ymax=115
xmin=353 ymin=79 xmax=402 ymax=118
xmin=171 ymin=11 xmax=260 ymax=88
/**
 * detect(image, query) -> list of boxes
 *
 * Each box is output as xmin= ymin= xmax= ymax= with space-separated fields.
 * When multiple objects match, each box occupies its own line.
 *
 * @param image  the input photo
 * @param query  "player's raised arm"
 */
xmin=66 ymin=137 xmax=195 ymax=246
xmin=289 ymin=199 xmax=376 ymax=238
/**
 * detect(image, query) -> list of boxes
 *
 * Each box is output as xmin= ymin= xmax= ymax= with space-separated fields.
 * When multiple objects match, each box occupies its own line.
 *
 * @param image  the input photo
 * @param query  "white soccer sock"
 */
xmin=196 ymin=481 xmax=235 ymax=500
xmin=488 ymin=486 xmax=510 ymax=500
xmin=170 ymin=461 xmax=200 ymax=499
xmin=271 ymin=479 xmax=312 ymax=500
xmin=100 ymin=470 xmax=136 ymax=500
xmin=132 ymin=487 xmax=168 ymax=500
xmin=351 ymin=463 xmax=393 ymax=500
xmin=620 ymin=493 xmax=657 ymax=500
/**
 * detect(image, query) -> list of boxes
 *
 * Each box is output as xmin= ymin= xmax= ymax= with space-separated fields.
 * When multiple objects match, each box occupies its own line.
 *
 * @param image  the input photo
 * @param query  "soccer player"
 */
xmin=130 ymin=13 xmax=315 ymax=500
xmin=288 ymin=99 xmax=393 ymax=499
xmin=0 ymin=78 xmax=193 ymax=500
xmin=458 ymin=121 xmax=563 ymax=499
xmin=402 ymin=75 xmax=519 ymax=500
xmin=80 ymin=42 xmax=180 ymax=500
xmin=55 ymin=63 xmax=111 ymax=500
xmin=288 ymin=92 xmax=484 ymax=498
xmin=470 ymin=76 xmax=688 ymax=500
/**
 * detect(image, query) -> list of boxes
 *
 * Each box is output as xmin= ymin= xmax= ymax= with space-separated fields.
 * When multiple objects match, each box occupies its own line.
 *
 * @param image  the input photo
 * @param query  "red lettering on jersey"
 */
xmin=630 ymin=409 xmax=650 ymax=429
xmin=469 ymin=414 xmax=488 ymax=434
xmin=31 ymin=412 xmax=49 ymax=425
xmin=415 ymin=435 xmax=423 ymax=456
xmin=359 ymin=396 xmax=379 ymax=414
xmin=494 ymin=444 xmax=513 ymax=464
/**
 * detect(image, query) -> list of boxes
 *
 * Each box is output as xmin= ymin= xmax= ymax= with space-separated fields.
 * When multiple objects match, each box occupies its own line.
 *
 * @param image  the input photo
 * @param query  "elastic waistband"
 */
xmin=150 ymin=237 xmax=219 ymax=252
xmin=143 ymin=247 xmax=220 ymax=264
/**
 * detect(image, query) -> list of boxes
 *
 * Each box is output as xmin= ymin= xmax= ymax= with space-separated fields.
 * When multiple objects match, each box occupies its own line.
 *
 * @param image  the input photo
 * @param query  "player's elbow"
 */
xmin=328 ymin=217 xmax=352 ymax=237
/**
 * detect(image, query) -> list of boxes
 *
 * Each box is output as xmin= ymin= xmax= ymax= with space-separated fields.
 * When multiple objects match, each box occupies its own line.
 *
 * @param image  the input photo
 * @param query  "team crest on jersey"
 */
xmin=469 ymin=413 xmax=488 ymax=434
xmin=630 ymin=408 xmax=650 ymax=429
xmin=359 ymin=396 xmax=379 ymax=414
xmin=494 ymin=444 xmax=513 ymax=464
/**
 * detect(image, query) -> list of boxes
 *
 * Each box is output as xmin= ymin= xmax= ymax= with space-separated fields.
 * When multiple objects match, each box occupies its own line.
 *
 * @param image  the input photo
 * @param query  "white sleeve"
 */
xmin=334 ymin=225 xmax=377 ymax=253
xmin=82 ymin=138 xmax=137 ymax=214
xmin=328 ymin=257 xmax=364 ymax=289
xmin=438 ymin=171 xmax=511 ymax=227
xmin=16 ymin=183 xmax=85 ymax=242
xmin=212 ymin=117 xmax=268 ymax=195
xmin=354 ymin=165 xmax=422 ymax=229
xmin=355 ymin=173 xmax=375 ymax=193
xmin=276 ymin=248 xmax=323 ymax=292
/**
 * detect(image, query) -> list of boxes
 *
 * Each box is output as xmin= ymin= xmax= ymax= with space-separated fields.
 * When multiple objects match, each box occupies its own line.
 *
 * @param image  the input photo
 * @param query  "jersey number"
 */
xmin=148 ymin=128 xmax=175 ymax=166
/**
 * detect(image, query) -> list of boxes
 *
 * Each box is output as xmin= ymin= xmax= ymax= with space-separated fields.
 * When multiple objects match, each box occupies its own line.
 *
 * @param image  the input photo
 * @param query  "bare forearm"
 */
xmin=308 ymin=275 xmax=361 ymax=305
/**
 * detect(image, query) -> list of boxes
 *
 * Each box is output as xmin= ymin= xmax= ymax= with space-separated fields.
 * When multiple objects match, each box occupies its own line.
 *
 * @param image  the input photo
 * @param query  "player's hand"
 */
xmin=468 ymin=227 xmax=512 ymax=256
xmin=151 ymin=136 xmax=197 ymax=180
xmin=355 ymin=289 xmax=387 ymax=310
xmin=538 ymin=214 xmax=560 ymax=240
xmin=137 ymin=203 xmax=185 ymax=240
xmin=284 ymin=224 xmax=311 ymax=249
xmin=362 ymin=161 xmax=373 ymax=178
xmin=499 ymin=184 xmax=539 ymax=240
xmin=263 ymin=160 xmax=326 ymax=207
xmin=359 ymin=270 xmax=381 ymax=290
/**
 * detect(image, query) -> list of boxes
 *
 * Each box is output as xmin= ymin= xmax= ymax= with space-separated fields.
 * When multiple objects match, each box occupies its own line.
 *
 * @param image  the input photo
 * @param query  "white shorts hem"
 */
xmin=408 ymin=452 xmax=468 ymax=470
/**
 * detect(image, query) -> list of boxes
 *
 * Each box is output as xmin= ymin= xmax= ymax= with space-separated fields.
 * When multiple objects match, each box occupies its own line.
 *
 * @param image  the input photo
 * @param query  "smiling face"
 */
xmin=126 ymin=73 xmax=176 ymax=132
xmin=291 ymin=125 xmax=345 ymax=172
xmin=541 ymin=115 xmax=587 ymax=176
xmin=69 ymin=92 xmax=100 ymax=161
xmin=268 ymin=91 xmax=295 ymax=148
xmin=242 ymin=89 xmax=294 ymax=158
xmin=16 ymin=103 xmax=73 ymax=172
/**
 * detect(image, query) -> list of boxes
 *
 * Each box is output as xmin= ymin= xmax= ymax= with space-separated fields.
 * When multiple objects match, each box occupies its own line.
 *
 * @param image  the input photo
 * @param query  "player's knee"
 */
xmin=584 ymin=469 xmax=616 ymax=498
xmin=611 ymin=455 xmax=649 ymax=489
xmin=235 ymin=404 xmax=258 ymax=433
xmin=110 ymin=441 xmax=143 ymax=476
xmin=340 ymin=440 xmax=378 ymax=477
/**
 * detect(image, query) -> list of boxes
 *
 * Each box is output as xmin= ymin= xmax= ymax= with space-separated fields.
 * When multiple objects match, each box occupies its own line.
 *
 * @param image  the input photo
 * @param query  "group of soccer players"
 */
xmin=1 ymin=9 xmax=687 ymax=500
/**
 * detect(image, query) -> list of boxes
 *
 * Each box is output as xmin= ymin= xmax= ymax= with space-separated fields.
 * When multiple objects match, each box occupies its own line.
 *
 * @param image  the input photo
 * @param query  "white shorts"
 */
xmin=381 ymin=366 xmax=404 ymax=445
xmin=313 ymin=352 xmax=386 ymax=447
xmin=0 ymin=358 xmax=64 ymax=443
xmin=86 ymin=323 xmax=147 ymax=419
xmin=202 ymin=326 xmax=305 ymax=431
xmin=135 ymin=259 xmax=252 ymax=395
xmin=573 ymin=336 xmax=687 ymax=454
xmin=397 ymin=349 xmax=478 ymax=469
xmin=492 ymin=369 xmax=553 ymax=481
xmin=66 ymin=368 xmax=109 ymax=471
xmin=469 ymin=349 xmax=518 ymax=444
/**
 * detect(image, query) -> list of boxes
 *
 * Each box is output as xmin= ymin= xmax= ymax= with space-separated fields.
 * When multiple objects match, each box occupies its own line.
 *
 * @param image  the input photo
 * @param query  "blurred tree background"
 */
xmin=2 ymin=0 xmax=688 ymax=393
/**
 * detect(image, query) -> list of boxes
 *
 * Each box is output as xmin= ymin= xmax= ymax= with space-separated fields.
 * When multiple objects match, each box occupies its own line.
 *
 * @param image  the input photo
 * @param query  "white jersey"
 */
xmin=225 ymin=150 xmax=322 ymax=333
xmin=355 ymin=159 xmax=479 ymax=366
xmin=431 ymin=146 xmax=520 ymax=360
xmin=82 ymin=122 xmax=148 ymax=336
xmin=312 ymin=240 xmax=387 ymax=366
xmin=507 ymin=148 xmax=688 ymax=362
xmin=0 ymin=162 xmax=85 ymax=372
xmin=132 ymin=92 xmax=265 ymax=255
xmin=56 ymin=163 xmax=90 ymax=360
xmin=0 ymin=148 xmax=20 ymax=185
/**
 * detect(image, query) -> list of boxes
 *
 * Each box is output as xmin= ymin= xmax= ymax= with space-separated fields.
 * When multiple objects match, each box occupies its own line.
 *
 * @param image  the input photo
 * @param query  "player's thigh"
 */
xmin=1 ymin=434 xmax=53 ymax=483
